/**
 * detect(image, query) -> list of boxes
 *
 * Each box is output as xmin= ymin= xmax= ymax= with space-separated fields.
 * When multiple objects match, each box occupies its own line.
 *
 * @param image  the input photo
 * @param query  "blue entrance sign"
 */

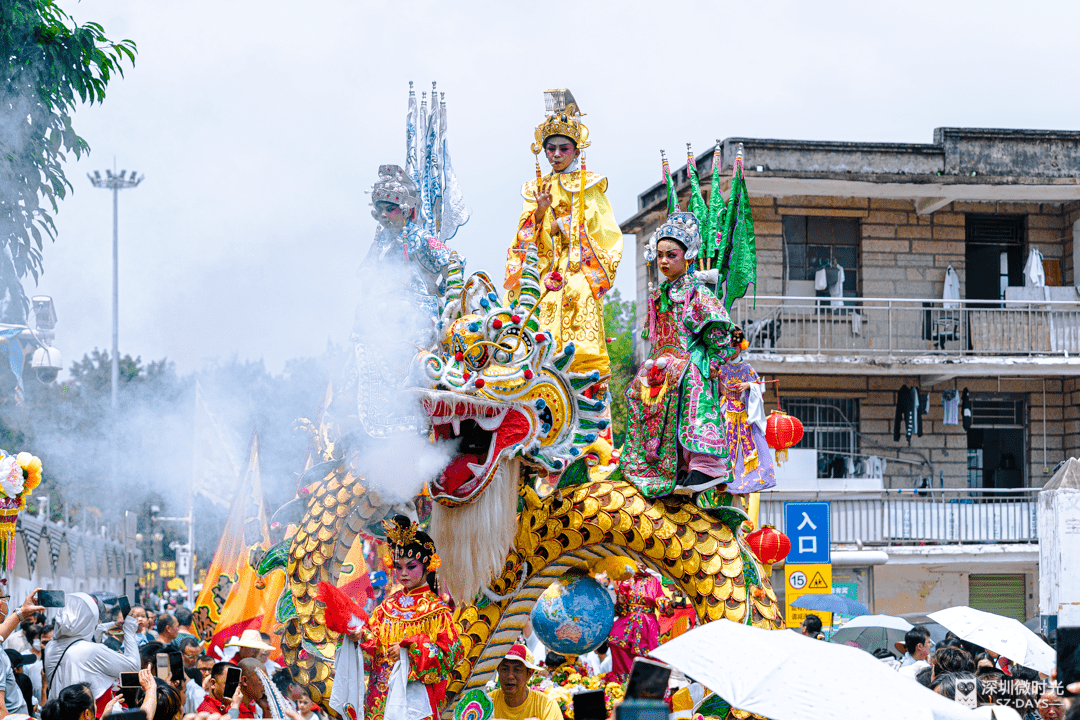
xmin=784 ymin=501 xmax=831 ymax=564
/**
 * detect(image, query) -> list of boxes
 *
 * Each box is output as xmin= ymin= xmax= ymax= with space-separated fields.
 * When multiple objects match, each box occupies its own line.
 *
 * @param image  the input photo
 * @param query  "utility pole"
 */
xmin=88 ymin=164 xmax=143 ymax=409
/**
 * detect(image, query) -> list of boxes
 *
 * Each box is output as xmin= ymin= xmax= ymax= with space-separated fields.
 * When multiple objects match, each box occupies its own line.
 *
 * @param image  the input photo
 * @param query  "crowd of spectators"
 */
xmin=0 ymin=590 xmax=328 ymax=720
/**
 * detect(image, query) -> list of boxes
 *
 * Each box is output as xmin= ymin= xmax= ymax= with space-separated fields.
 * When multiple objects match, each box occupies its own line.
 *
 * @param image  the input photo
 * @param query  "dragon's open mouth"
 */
xmin=425 ymin=396 xmax=532 ymax=505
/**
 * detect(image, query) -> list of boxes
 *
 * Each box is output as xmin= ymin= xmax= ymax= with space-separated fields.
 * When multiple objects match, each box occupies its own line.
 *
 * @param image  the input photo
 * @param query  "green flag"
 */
xmin=686 ymin=147 xmax=707 ymax=240
xmin=718 ymin=158 xmax=757 ymax=311
xmin=662 ymin=151 xmax=679 ymax=214
xmin=705 ymin=143 xmax=724 ymax=266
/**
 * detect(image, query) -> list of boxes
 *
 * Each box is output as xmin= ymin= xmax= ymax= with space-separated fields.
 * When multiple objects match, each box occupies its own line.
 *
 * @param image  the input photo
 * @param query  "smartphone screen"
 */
xmin=573 ymin=689 xmax=607 ymax=720
xmin=117 ymin=596 xmax=131 ymax=618
xmin=38 ymin=590 xmax=65 ymax=608
xmin=155 ymin=653 xmax=171 ymax=681
xmin=223 ymin=665 xmax=242 ymax=700
xmin=615 ymin=699 xmax=668 ymax=720
xmin=625 ymin=658 xmax=671 ymax=701
xmin=109 ymin=710 xmax=148 ymax=720
xmin=1058 ymin=625 xmax=1080 ymax=697
xmin=119 ymin=671 xmax=141 ymax=707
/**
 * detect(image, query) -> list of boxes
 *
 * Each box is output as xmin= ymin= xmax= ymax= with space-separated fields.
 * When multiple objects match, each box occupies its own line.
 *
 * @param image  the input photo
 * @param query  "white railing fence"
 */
xmin=731 ymin=296 xmax=1080 ymax=356
xmin=758 ymin=488 xmax=1039 ymax=545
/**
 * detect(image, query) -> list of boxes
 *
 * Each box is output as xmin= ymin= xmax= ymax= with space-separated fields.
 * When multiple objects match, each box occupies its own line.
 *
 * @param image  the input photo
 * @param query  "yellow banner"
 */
xmin=192 ymin=433 xmax=270 ymax=642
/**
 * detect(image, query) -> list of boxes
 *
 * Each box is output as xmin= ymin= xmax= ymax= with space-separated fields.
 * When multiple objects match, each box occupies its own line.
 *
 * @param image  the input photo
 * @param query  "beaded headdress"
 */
xmin=644 ymin=211 xmax=703 ymax=262
xmin=530 ymin=88 xmax=590 ymax=154
xmin=382 ymin=515 xmax=439 ymax=568
xmin=370 ymin=164 xmax=419 ymax=221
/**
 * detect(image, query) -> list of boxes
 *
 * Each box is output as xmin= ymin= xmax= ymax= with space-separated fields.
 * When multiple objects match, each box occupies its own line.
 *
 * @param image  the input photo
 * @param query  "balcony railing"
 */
xmin=729 ymin=296 xmax=1080 ymax=356
xmin=758 ymin=488 xmax=1039 ymax=545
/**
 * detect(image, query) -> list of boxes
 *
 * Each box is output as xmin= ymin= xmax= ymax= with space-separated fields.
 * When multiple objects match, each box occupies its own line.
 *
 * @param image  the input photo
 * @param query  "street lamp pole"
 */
xmin=88 ymin=166 xmax=143 ymax=409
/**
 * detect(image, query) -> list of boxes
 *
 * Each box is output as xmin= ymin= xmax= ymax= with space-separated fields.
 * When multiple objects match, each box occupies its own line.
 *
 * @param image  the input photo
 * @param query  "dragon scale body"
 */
xmin=282 ymin=455 xmax=783 ymax=710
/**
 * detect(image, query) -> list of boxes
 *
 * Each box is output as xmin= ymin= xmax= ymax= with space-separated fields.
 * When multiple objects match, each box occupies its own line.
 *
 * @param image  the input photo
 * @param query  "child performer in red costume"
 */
xmin=319 ymin=515 xmax=462 ymax=720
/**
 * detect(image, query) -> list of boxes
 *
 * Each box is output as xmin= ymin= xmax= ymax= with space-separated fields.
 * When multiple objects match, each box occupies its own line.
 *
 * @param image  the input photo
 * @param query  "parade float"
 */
xmin=243 ymin=87 xmax=788 ymax=719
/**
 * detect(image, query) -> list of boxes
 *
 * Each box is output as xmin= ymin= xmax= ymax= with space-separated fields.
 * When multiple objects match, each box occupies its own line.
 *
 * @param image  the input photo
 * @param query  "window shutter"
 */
xmin=969 ymin=573 xmax=1026 ymax=621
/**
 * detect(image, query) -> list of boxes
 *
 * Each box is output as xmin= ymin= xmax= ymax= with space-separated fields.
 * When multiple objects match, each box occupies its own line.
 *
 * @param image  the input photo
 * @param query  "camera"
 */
xmin=31 ymin=345 xmax=62 ymax=384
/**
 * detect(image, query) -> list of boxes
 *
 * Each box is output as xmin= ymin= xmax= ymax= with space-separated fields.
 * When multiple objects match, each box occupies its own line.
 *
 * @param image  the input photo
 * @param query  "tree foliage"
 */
xmin=0 ymin=0 xmax=136 ymax=318
xmin=602 ymin=290 xmax=636 ymax=445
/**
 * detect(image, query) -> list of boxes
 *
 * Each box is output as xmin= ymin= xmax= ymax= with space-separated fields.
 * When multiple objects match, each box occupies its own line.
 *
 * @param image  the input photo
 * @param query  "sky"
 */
xmin=27 ymin=0 xmax=1080 ymax=380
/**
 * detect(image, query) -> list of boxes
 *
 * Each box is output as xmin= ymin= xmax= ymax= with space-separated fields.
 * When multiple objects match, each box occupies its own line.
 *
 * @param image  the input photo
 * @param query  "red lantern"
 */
xmin=766 ymin=410 xmax=803 ymax=465
xmin=745 ymin=525 xmax=791 ymax=575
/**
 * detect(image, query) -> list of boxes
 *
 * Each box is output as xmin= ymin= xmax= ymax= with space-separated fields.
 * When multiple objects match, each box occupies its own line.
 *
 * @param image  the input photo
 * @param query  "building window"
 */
xmin=785 ymin=398 xmax=859 ymax=478
xmin=783 ymin=216 xmax=858 ymax=296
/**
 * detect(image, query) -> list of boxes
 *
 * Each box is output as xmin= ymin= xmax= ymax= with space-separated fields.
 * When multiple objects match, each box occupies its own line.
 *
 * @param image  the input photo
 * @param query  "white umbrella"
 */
xmin=831 ymin=614 xmax=913 ymax=654
xmin=651 ymin=619 xmax=978 ymax=720
xmin=927 ymin=606 xmax=1055 ymax=675
xmin=839 ymin=615 xmax=913 ymax=632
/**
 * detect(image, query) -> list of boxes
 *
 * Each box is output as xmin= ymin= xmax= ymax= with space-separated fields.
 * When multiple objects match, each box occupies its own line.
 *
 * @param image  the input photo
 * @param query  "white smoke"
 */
xmin=343 ymin=232 xmax=453 ymax=506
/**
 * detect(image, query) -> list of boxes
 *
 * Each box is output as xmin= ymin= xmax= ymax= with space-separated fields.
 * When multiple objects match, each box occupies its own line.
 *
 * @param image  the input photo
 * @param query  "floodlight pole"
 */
xmin=88 ymin=165 xmax=143 ymax=409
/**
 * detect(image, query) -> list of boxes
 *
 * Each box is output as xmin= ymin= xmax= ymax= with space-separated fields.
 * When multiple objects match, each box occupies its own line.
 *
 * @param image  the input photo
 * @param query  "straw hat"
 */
xmin=225 ymin=629 xmax=274 ymax=651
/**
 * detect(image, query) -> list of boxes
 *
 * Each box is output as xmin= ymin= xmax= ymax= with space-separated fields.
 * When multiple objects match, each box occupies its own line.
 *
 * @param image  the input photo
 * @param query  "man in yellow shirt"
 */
xmin=490 ymin=644 xmax=562 ymax=720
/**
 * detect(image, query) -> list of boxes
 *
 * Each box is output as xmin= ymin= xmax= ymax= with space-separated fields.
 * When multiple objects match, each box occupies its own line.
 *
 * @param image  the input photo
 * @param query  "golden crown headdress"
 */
xmin=381 ymin=515 xmax=436 ymax=559
xmin=531 ymin=88 xmax=590 ymax=155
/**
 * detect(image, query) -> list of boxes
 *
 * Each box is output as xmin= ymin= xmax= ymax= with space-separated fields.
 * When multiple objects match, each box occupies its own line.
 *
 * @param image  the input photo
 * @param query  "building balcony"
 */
xmin=729 ymin=295 xmax=1080 ymax=377
xmin=758 ymin=487 xmax=1039 ymax=546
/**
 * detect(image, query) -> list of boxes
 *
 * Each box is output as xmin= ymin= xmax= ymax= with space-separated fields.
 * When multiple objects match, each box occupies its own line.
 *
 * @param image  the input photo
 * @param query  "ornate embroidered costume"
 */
xmin=718 ymin=355 xmax=776 ymax=494
xmin=359 ymin=583 xmax=462 ymax=720
xmin=621 ymin=261 xmax=736 ymax=497
xmin=607 ymin=571 xmax=669 ymax=679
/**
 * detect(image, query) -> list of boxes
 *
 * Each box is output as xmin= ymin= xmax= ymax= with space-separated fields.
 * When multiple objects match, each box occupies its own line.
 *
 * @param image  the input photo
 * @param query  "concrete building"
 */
xmin=621 ymin=128 xmax=1080 ymax=622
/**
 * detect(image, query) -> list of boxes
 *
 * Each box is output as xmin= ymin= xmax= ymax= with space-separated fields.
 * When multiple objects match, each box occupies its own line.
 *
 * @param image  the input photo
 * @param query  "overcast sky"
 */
xmin=31 ymin=0 xmax=1080 ymax=380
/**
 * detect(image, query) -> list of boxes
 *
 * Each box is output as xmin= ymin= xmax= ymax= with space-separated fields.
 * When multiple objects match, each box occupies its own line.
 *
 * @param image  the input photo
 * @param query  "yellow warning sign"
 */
xmin=784 ymin=563 xmax=832 ymax=629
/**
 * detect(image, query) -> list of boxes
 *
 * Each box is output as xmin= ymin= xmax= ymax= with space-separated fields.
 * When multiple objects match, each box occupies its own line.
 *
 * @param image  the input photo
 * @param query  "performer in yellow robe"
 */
xmin=504 ymin=89 xmax=623 ymax=380
xmin=504 ymin=90 xmax=622 ymax=465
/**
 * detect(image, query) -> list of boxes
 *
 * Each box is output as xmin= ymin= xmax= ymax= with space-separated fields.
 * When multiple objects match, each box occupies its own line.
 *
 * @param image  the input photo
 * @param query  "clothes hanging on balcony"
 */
xmin=1024 ymin=247 xmax=1045 ymax=288
xmin=961 ymin=387 xmax=972 ymax=431
xmin=851 ymin=311 xmax=862 ymax=336
xmin=894 ymin=384 xmax=923 ymax=443
xmin=826 ymin=264 xmax=845 ymax=307
xmin=865 ymin=455 xmax=886 ymax=480
xmin=942 ymin=389 xmax=959 ymax=425
xmin=943 ymin=265 xmax=960 ymax=309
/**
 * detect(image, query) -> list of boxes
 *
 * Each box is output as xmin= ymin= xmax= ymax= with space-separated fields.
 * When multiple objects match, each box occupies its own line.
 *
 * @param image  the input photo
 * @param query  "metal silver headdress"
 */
xmin=644 ymin=211 xmax=702 ymax=262
xmin=370 ymin=164 xmax=419 ymax=220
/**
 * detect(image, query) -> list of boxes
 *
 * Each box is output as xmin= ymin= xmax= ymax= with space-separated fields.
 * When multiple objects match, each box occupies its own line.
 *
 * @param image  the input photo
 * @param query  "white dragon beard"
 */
xmin=431 ymin=457 xmax=519 ymax=602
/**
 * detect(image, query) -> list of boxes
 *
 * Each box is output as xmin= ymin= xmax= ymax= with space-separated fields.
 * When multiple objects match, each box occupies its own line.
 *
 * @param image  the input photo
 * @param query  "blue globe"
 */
xmin=530 ymin=574 xmax=615 ymax=656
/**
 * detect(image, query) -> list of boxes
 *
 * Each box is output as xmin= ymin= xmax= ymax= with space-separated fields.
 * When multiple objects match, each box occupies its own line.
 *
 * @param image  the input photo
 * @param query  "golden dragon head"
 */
xmin=414 ymin=245 xmax=610 ymax=510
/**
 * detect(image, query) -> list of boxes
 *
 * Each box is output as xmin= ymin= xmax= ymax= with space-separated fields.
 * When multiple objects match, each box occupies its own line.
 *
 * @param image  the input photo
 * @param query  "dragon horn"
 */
xmin=515 ymin=244 xmax=542 ymax=318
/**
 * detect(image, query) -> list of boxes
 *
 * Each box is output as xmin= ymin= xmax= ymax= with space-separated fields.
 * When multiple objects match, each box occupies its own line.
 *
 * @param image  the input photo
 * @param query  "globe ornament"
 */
xmin=530 ymin=573 xmax=615 ymax=655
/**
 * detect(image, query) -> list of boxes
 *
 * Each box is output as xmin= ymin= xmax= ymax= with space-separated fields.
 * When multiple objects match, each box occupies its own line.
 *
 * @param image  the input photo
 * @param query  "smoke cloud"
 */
xmin=340 ymin=237 xmax=452 ymax=507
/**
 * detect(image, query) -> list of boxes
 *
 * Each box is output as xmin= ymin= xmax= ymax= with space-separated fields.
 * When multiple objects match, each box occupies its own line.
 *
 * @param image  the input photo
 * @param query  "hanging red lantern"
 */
xmin=766 ymin=410 xmax=803 ymax=465
xmin=764 ymin=381 xmax=803 ymax=465
xmin=744 ymin=525 xmax=791 ymax=575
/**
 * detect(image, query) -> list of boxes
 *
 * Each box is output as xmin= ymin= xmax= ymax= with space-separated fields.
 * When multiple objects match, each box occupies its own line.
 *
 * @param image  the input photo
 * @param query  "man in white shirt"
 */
xmin=898 ymin=626 xmax=932 ymax=678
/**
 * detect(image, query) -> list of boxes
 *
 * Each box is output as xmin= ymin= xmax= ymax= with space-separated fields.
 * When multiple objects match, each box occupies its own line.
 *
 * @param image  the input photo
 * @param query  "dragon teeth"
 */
xmin=451 ymin=418 xmax=461 ymax=435
xmin=466 ymin=462 xmax=486 ymax=476
xmin=475 ymin=408 xmax=508 ymax=431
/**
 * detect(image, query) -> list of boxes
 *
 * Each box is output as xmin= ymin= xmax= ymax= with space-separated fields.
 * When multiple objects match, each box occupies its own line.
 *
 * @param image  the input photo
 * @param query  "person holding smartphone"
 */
xmin=43 ymin=592 xmax=140 ymax=715
xmin=198 ymin=662 xmax=241 ymax=715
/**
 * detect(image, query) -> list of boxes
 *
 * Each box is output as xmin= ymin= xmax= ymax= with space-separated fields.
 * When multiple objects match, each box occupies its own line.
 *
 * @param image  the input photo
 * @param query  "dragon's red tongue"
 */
xmin=441 ymin=453 xmax=481 ymax=494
